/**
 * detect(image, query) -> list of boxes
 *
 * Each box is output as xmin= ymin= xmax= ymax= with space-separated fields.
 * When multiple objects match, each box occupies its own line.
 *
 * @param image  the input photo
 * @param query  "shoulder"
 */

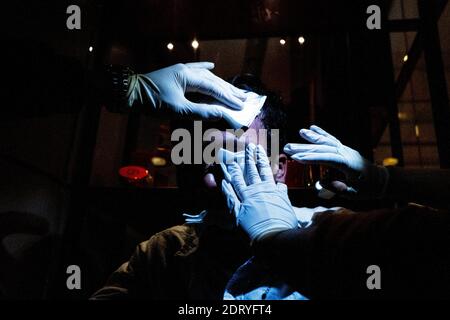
xmin=138 ymin=224 xmax=200 ymax=259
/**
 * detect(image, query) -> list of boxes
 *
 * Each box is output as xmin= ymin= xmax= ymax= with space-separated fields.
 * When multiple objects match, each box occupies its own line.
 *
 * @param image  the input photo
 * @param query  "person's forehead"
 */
xmin=217 ymin=115 xmax=264 ymax=134
xmin=201 ymin=115 xmax=268 ymax=152
xmin=240 ymin=116 xmax=265 ymax=144
xmin=247 ymin=116 xmax=265 ymax=131
xmin=208 ymin=114 xmax=264 ymax=131
xmin=221 ymin=116 xmax=267 ymax=149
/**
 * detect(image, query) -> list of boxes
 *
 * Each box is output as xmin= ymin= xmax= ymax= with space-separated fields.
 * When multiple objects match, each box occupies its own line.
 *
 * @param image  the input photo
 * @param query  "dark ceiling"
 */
xmin=100 ymin=0 xmax=391 ymax=42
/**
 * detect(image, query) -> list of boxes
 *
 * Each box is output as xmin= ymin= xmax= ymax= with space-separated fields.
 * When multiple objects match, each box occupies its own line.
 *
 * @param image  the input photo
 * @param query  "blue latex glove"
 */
xmin=221 ymin=144 xmax=298 ymax=242
xmin=128 ymin=62 xmax=248 ymax=120
xmin=219 ymin=149 xmax=244 ymax=220
xmin=284 ymin=125 xmax=389 ymax=199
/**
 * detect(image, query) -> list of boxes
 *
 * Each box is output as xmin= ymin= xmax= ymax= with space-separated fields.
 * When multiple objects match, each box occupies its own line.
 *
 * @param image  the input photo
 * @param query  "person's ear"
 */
xmin=275 ymin=154 xmax=288 ymax=183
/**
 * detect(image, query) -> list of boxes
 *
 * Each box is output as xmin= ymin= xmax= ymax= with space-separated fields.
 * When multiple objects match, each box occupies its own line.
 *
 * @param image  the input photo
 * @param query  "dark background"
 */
xmin=0 ymin=0 xmax=448 ymax=299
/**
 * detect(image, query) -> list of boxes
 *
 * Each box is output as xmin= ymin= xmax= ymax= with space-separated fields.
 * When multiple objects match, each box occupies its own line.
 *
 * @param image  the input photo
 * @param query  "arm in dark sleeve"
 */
xmin=89 ymin=241 xmax=150 ymax=299
xmin=385 ymin=167 xmax=450 ymax=209
xmin=90 ymin=225 xmax=195 ymax=300
xmin=90 ymin=234 xmax=168 ymax=299
xmin=255 ymin=205 xmax=450 ymax=299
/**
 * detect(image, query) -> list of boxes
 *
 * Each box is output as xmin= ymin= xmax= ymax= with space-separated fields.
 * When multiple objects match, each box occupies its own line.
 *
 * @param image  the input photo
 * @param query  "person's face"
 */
xmin=202 ymin=116 xmax=287 ymax=190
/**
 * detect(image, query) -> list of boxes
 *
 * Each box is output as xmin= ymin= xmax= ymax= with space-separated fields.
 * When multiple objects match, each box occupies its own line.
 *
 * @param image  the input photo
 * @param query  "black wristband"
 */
xmin=105 ymin=65 xmax=134 ymax=113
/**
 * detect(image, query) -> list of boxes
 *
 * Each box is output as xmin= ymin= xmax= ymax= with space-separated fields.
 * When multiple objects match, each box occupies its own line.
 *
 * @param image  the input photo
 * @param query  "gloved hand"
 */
xmin=221 ymin=143 xmax=298 ymax=242
xmin=127 ymin=62 xmax=248 ymax=120
xmin=284 ymin=125 xmax=389 ymax=199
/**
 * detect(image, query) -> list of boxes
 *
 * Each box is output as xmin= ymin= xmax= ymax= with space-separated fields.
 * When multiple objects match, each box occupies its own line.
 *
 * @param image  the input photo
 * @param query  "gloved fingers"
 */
xmin=185 ymin=67 xmax=246 ymax=104
xmin=221 ymin=179 xmax=236 ymax=200
xmin=256 ymin=145 xmax=275 ymax=183
xmin=195 ymin=68 xmax=247 ymax=99
xmin=244 ymin=143 xmax=261 ymax=185
xmin=290 ymin=152 xmax=346 ymax=169
xmin=309 ymin=125 xmax=341 ymax=144
xmin=283 ymin=143 xmax=337 ymax=155
xmin=184 ymin=101 xmax=223 ymax=120
xmin=228 ymin=162 xmax=247 ymax=199
xmin=185 ymin=62 xmax=215 ymax=70
xmin=299 ymin=129 xmax=339 ymax=147
xmin=276 ymin=182 xmax=288 ymax=193
xmin=230 ymin=85 xmax=248 ymax=100
xmin=200 ymin=70 xmax=248 ymax=107
xmin=220 ymin=162 xmax=231 ymax=183
xmin=221 ymin=180 xmax=240 ymax=219
xmin=188 ymin=75 xmax=245 ymax=111
xmin=202 ymin=69 xmax=248 ymax=100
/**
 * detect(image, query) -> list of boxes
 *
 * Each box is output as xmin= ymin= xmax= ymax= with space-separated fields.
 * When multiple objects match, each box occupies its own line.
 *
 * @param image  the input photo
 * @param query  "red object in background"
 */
xmin=119 ymin=166 xmax=153 ymax=187
xmin=119 ymin=166 xmax=148 ymax=180
xmin=128 ymin=149 xmax=172 ymax=187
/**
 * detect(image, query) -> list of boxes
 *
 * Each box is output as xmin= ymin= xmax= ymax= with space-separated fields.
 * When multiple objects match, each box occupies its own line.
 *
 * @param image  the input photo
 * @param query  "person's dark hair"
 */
xmin=228 ymin=74 xmax=288 ymax=153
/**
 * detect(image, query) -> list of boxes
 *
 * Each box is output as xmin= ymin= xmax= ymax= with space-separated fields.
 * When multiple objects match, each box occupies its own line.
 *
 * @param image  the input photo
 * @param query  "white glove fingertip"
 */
xmin=220 ymin=162 xmax=232 ymax=183
xmin=256 ymin=144 xmax=274 ymax=183
xmin=185 ymin=62 xmax=215 ymax=69
xmin=189 ymin=103 xmax=223 ymax=120
xmin=221 ymin=180 xmax=240 ymax=220
xmin=224 ymin=94 xmax=245 ymax=110
xmin=309 ymin=125 xmax=341 ymax=144
xmin=231 ymin=86 xmax=248 ymax=101
xmin=228 ymin=162 xmax=246 ymax=199
xmin=283 ymin=143 xmax=295 ymax=154
xmin=290 ymin=153 xmax=305 ymax=162
xmin=276 ymin=182 xmax=288 ymax=193
xmin=245 ymin=143 xmax=260 ymax=184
